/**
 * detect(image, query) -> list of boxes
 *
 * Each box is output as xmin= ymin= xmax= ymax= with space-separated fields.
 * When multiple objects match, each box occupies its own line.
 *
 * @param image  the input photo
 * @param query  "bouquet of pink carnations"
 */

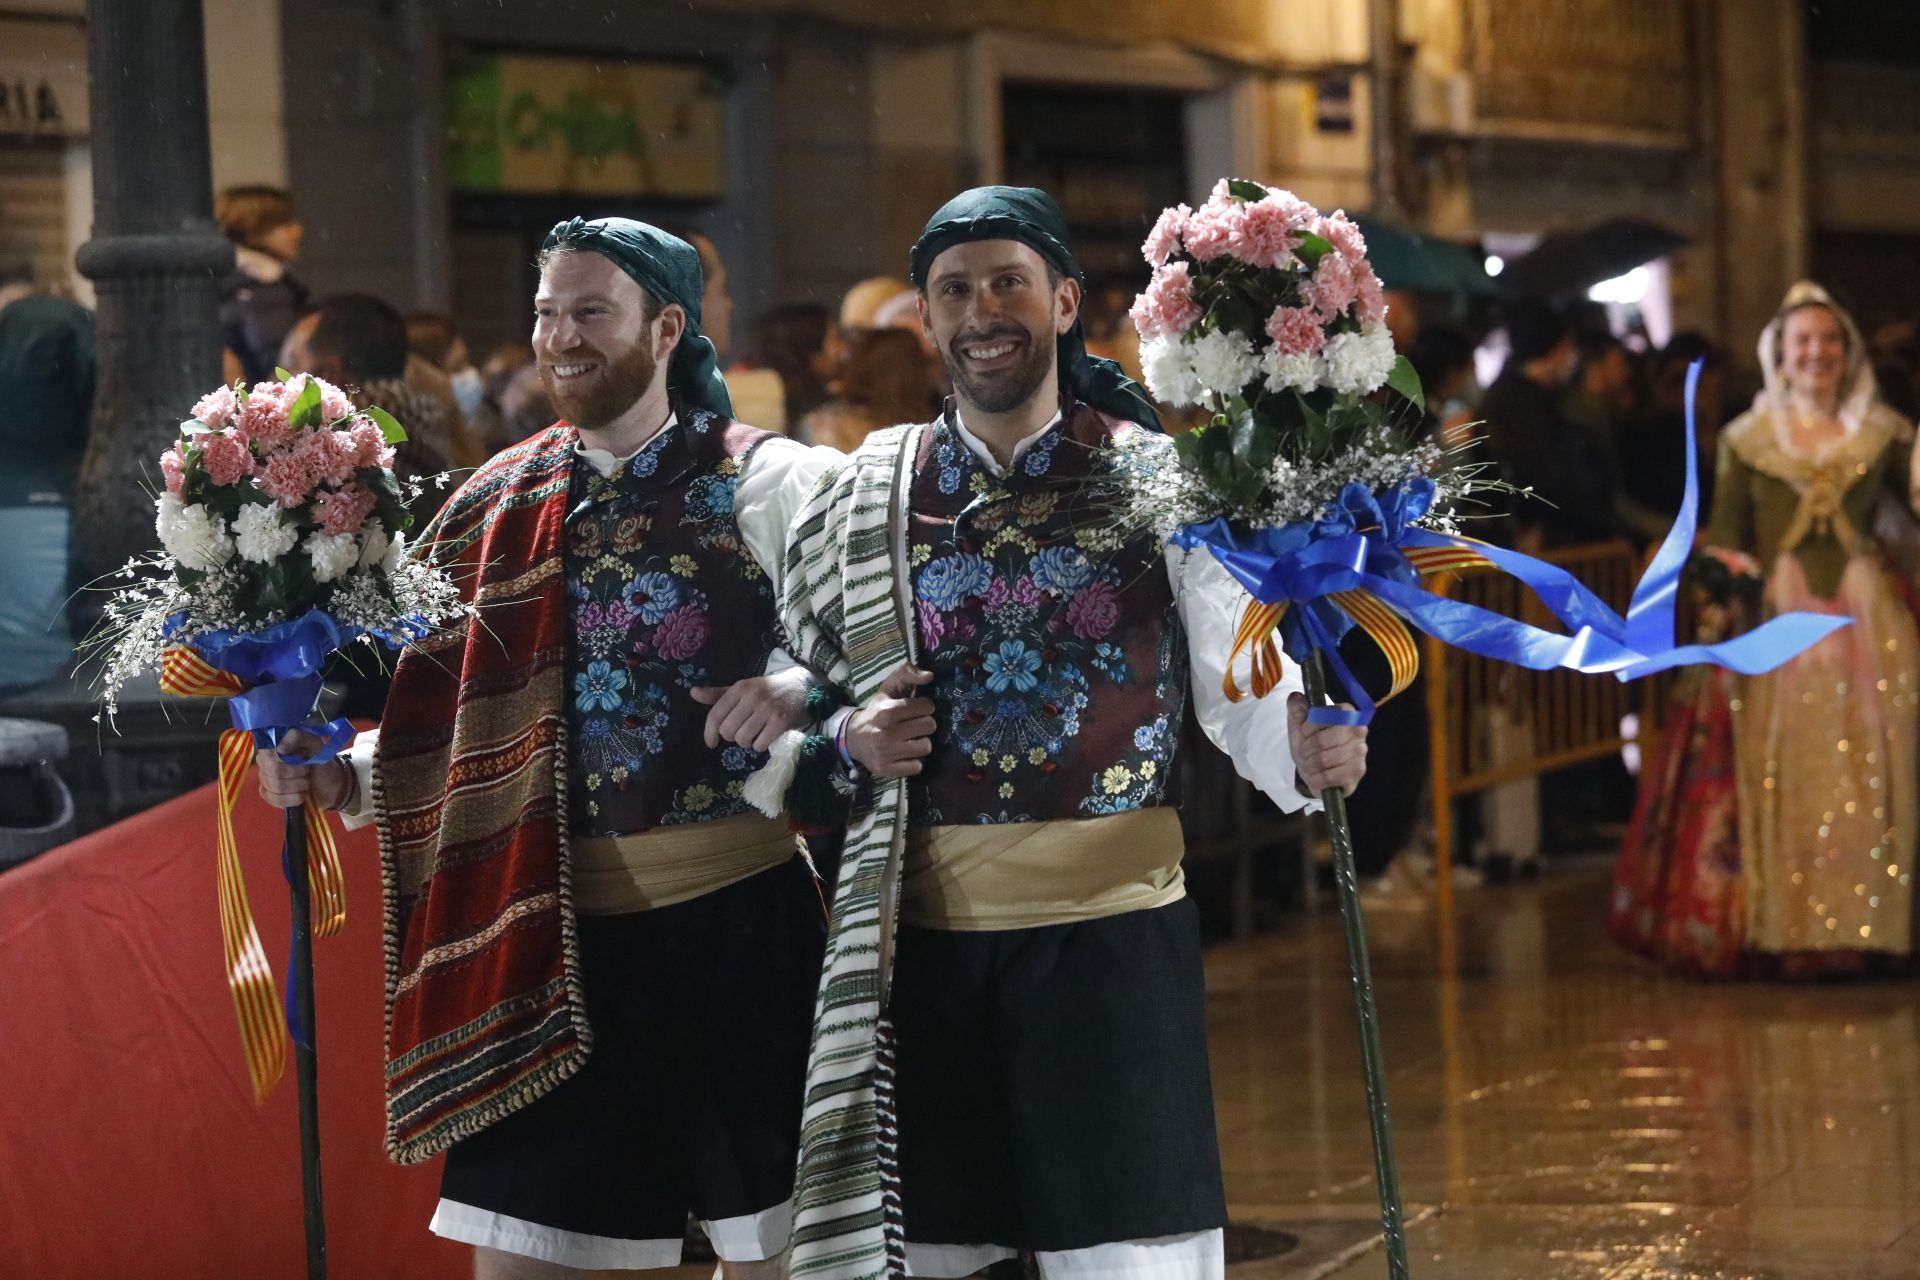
xmin=1119 ymin=177 xmax=1449 ymax=536
xmin=89 ymin=371 xmax=466 ymax=716
xmin=1118 ymin=182 xmax=1852 ymax=1280
xmin=84 ymin=370 xmax=469 ymax=1107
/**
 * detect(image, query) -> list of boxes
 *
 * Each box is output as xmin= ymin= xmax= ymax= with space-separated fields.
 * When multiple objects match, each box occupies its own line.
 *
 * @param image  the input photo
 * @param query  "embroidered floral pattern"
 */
xmin=907 ymin=413 xmax=1188 ymax=825
xmin=564 ymin=420 xmax=778 ymax=829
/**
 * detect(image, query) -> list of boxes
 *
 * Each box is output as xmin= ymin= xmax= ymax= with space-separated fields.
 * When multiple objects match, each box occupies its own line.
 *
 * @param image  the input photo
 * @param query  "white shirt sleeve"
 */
xmin=337 ymin=728 xmax=380 ymax=830
xmin=738 ymin=437 xmax=847 ymax=688
xmin=734 ymin=436 xmax=846 ymax=601
xmin=1170 ymin=544 xmax=1322 ymax=815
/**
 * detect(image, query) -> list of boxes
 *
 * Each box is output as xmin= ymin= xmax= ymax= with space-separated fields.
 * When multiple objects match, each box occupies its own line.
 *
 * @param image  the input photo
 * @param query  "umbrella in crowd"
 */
xmin=1350 ymin=214 xmax=1497 ymax=300
xmin=1500 ymin=217 xmax=1689 ymax=300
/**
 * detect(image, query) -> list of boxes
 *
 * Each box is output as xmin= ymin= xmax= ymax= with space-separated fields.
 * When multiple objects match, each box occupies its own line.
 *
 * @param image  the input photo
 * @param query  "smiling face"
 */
xmin=1780 ymin=303 xmax=1848 ymax=404
xmin=533 ymin=250 xmax=682 ymax=431
xmin=918 ymin=239 xmax=1079 ymax=416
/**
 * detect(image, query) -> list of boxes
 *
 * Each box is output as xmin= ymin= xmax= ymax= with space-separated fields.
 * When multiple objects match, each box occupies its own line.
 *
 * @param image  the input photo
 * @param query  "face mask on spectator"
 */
xmin=450 ymin=366 xmax=485 ymax=418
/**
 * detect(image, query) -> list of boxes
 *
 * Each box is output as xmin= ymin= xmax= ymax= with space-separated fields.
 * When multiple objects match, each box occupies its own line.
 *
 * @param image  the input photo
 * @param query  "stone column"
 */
xmin=1711 ymin=0 xmax=1807 ymax=362
xmin=1368 ymin=0 xmax=1405 ymax=220
xmin=70 ymin=0 xmax=232 ymax=611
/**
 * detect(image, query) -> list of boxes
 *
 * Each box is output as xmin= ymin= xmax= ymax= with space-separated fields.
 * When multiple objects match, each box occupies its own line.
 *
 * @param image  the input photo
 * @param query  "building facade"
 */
xmin=14 ymin=0 xmax=1920 ymax=363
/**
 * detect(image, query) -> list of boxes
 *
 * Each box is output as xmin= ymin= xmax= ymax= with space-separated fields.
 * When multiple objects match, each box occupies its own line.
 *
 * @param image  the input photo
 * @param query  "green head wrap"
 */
xmin=908 ymin=185 xmax=1161 ymax=432
xmin=541 ymin=216 xmax=733 ymax=418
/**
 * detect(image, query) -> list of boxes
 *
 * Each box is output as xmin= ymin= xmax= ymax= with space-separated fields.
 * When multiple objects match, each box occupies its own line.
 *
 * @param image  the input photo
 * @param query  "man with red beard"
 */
xmin=255 ymin=217 xmax=840 ymax=1276
xmin=754 ymin=187 xmax=1368 ymax=1280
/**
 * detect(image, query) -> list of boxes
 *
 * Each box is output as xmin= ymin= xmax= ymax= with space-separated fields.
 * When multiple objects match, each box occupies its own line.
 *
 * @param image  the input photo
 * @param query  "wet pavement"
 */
xmin=1209 ymin=860 xmax=1920 ymax=1279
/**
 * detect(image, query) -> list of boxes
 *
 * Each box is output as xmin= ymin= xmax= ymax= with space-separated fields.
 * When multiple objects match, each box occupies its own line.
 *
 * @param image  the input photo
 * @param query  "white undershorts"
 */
xmin=430 ymin=1196 xmax=791 ymax=1268
xmin=905 ymin=1228 xmax=1225 ymax=1280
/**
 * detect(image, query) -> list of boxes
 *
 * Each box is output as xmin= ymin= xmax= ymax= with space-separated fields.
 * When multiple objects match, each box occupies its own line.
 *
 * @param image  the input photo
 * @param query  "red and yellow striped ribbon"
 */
xmin=1224 ymin=598 xmax=1290 ymax=702
xmin=160 ymin=644 xmax=347 ymax=1101
xmin=1403 ymin=544 xmax=1494 ymax=575
xmin=1221 ymin=540 xmax=1496 ymax=707
xmin=1334 ymin=588 xmax=1420 ymax=702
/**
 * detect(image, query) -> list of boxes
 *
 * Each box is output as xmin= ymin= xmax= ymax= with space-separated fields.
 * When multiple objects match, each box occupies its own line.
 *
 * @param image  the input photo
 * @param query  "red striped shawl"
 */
xmin=371 ymin=425 xmax=587 ymax=1163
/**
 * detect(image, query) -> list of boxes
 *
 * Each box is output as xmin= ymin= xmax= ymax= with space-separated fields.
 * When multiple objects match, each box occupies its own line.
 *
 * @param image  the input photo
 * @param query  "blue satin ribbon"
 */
xmin=164 ymin=607 xmax=364 ymax=1049
xmin=163 ymin=608 xmax=363 ymax=763
xmin=1174 ymin=361 xmax=1853 ymax=724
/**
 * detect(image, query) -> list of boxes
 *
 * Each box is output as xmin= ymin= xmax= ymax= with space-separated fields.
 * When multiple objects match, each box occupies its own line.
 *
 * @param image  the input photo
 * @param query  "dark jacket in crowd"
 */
xmin=219 ymin=246 xmax=311 ymax=385
xmin=1479 ymin=369 xmax=1617 ymax=548
xmin=0 ymin=294 xmax=95 ymax=506
xmin=1618 ymin=407 xmax=1713 ymax=524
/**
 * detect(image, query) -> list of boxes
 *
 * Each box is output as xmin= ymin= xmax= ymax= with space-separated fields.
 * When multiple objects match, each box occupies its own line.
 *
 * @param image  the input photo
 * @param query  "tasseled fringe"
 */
xmin=744 ymin=729 xmax=806 ymax=818
xmin=875 ymin=1013 xmax=908 ymax=1275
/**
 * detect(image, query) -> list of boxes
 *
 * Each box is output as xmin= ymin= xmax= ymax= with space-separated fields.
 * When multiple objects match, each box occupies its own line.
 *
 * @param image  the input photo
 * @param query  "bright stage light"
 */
xmin=1484 ymin=254 xmax=1504 ymax=277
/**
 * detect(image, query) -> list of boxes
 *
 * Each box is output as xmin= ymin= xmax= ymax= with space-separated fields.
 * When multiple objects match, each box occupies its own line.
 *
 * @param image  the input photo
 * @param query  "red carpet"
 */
xmin=0 ymin=780 xmax=466 ymax=1278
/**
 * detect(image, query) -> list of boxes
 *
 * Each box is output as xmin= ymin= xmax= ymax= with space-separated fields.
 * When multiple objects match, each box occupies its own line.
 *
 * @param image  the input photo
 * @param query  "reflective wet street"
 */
xmin=1210 ymin=861 xmax=1920 ymax=1279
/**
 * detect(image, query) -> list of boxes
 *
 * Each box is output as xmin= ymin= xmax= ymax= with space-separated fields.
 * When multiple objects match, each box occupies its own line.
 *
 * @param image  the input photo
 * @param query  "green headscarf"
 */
xmin=541 ymin=216 xmax=733 ymax=418
xmin=908 ymin=185 xmax=1161 ymax=431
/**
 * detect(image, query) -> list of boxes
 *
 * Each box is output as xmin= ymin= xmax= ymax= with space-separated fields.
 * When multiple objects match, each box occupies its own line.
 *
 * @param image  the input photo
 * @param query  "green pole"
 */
xmin=1303 ymin=649 xmax=1410 ymax=1279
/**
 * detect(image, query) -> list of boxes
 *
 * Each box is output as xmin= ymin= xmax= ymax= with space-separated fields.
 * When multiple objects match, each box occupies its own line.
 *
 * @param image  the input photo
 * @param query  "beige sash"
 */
xmin=900 ymin=807 xmax=1185 ymax=931
xmin=571 ymin=811 xmax=798 ymax=914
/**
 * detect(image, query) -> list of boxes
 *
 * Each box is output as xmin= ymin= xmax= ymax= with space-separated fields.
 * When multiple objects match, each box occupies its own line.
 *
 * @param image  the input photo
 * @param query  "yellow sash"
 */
xmin=570 ymin=810 xmax=799 ymax=913
xmin=901 ymin=807 xmax=1185 ymax=931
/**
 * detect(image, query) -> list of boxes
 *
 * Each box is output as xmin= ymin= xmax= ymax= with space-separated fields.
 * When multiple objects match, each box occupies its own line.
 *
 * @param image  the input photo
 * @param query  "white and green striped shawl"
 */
xmin=780 ymin=423 xmax=925 ymax=1280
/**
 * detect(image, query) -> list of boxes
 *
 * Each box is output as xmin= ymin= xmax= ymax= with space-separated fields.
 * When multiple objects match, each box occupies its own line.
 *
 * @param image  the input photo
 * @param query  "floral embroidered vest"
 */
xmin=906 ymin=402 xmax=1188 ymax=826
xmin=564 ymin=410 xmax=782 ymax=835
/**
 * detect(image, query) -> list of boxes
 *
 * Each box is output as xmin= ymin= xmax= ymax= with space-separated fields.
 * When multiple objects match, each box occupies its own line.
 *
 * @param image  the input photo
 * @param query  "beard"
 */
xmin=540 ymin=338 xmax=659 ymax=430
xmin=941 ymin=320 xmax=1056 ymax=415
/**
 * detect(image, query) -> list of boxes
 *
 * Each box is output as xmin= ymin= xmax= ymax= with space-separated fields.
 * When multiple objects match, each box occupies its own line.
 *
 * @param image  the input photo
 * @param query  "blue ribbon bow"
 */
xmin=164 ymin=607 xmax=371 ymax=1048
xmin=1174 ymin=362 xmax=1853 ymax=724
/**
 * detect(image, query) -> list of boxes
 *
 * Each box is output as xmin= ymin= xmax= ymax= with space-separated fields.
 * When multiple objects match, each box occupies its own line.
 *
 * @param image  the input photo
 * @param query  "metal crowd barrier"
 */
xmin=1420 ymin=538 xmax=1653 ymax=912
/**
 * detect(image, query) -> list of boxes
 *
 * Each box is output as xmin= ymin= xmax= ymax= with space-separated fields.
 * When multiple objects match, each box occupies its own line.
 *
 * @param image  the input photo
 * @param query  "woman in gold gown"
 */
xmin=1707 ymin=281 xmax=1919 ymax=975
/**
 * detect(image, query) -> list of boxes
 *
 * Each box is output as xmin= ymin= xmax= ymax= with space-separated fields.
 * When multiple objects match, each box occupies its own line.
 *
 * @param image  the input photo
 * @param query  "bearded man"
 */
xmin=747 ymin=187 xmax=1369 ymax=1280
xmin=255 ymin=218 xmax=838 ymax=1277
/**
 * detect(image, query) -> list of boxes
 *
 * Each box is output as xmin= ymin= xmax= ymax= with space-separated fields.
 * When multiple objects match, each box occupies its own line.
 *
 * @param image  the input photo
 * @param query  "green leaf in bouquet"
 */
xmin=1226 ymin=178 xmax=1268 ymax=203
xmin=254 ymin=552 xmax=316 ymax=619
xmin=366 ymin=405 xmax=409 ymax=444
xmin=288 ymin=377 xmax=324 ymax=429
xmin=1230 ymin=410 xmax=1277 ymax=475
xmin=363 ymin=465 xmax=415 ymax=532
xmin=1226 ymin=461 xmax=1265 ymax=510
xmin=1207 ymin=447 xmax=1237 ymax=490
xmin=179 ymin=451 xmax=209 ymax=505
xmin=1230 ymin=412 xmax=1258 ymax=463
xmin=372 ymin=497 xmax=411 ymax=536
xmin=202 ymin=484 xmax=246 ymax=518
xmin=364 ymin=465 xmax=404 ymax=502
xmin=1172 ymin=426 xmax=1209 ymax=474
xmin=1291 ymin=389 xmax=1328 ymax=435
xmin=1211 ymin=292 xmax=1256 ymax=340
xmin=1295 ymin=230 xmax=1334 ymax=270
xmin=275 ymin=366 xmax=293 ymax=382
xmin=1386 ymin=355 xmax=1425 ymax=412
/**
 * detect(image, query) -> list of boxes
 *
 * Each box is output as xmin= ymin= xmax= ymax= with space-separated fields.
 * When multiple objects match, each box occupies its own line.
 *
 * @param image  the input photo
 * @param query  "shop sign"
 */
xmin=0 ymin=20 xmax=88 ymax=138
xmin=447 ymin=51 xmax=725 ymax=199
